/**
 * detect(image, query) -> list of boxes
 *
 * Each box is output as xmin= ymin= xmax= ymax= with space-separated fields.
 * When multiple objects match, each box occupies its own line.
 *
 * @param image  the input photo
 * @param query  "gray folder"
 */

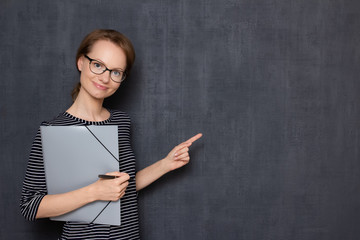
xmin=40 ymin=125 xmax=121 ymax=226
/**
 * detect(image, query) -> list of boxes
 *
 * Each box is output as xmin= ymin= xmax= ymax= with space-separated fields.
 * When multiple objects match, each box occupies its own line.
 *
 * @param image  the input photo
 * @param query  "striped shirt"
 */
xmin=20 ymin=110 xmax=140 ymax=239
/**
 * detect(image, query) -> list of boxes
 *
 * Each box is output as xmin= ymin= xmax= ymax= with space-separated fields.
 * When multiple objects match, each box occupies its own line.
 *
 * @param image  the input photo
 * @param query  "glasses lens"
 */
xmin=90 ymin=61 xmax=105 ymax=74
xmin=88 ymin=57 xmax=126 ymax=83
xmin=111 ymin=71 xmax=126 ymax=83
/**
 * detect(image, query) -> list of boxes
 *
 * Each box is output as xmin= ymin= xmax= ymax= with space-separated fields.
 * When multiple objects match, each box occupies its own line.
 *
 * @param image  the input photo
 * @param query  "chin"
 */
xmin=92 ymin=91 xmax=116 ymax=100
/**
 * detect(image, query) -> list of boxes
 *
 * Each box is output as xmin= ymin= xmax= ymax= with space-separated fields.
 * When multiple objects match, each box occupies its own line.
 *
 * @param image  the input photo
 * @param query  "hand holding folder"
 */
xmin=41 ymin=125 xmax=122 ymax=226
xmin=94 ymin=172 xmax=130 ymax=201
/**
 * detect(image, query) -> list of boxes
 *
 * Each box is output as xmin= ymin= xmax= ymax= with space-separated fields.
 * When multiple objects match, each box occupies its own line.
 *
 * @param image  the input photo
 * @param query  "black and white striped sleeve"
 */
xmin=20 ymin=128 xmax=47 ymax=221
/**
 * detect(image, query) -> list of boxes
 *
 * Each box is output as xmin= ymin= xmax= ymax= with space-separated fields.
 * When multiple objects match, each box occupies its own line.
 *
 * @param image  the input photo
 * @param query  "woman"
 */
xmin=20 ymin=29 xmax=202 ymax=239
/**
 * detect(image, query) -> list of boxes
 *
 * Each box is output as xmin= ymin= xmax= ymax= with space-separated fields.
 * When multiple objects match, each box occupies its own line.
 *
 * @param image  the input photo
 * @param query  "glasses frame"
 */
xmin=84 ymin=55 xmax=126 ymax=83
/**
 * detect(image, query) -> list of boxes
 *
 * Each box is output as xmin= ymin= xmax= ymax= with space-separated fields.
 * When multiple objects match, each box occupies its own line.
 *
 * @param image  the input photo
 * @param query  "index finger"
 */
xmin=185 ymin=133 xmax=203 ymax=144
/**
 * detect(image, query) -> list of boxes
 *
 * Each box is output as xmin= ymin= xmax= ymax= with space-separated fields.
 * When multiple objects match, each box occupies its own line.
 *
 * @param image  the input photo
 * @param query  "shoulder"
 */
xmin=109 ymin=109 xmax=131 ymax=122
xmin=40 ymin=112 xmax=73 ymax=126
xmin=107 ymin=109 xmax=133 ymax=132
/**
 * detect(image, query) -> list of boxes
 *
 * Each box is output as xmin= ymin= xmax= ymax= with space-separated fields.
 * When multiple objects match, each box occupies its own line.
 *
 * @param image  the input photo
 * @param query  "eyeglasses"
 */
xmin=84 ymin=55 xmax=126 ymax=83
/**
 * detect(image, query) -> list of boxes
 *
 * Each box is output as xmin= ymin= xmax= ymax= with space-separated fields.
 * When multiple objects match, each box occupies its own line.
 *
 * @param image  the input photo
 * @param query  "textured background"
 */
xmin=1 ymin=0 xmax=360 ymax=239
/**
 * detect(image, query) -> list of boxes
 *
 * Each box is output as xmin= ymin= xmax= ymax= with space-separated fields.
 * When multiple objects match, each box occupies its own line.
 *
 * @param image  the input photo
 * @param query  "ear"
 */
xmin=77 ymin=56 xmax=84 ymax=72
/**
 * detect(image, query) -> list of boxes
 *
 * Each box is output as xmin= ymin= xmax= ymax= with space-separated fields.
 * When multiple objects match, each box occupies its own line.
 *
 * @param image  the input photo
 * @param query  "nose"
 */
xmin=99 ymin=69 xmax=111 ymax=83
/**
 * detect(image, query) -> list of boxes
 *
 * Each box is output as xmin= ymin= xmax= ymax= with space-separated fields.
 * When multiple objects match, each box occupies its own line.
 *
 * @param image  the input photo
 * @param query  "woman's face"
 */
xmin=77 ymin=40 xmax=127 ymax=100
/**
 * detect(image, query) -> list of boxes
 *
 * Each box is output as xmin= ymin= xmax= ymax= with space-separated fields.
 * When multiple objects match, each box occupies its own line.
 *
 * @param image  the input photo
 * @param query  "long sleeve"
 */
xmin=20 ymin=128 xmax=47 ymax=221
xmin=20 ymin=111 xmax=140 ymax=239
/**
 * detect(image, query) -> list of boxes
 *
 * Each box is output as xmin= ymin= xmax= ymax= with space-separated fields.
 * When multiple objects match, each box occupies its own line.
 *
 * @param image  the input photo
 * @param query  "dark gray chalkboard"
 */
xmin=1 ymin=0 xmax=360 ymax=239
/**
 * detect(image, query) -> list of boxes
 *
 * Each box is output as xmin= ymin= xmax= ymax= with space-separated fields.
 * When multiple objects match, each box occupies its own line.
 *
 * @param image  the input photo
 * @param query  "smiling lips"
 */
xmin=93 ymin=82 xmax=108 ymax=90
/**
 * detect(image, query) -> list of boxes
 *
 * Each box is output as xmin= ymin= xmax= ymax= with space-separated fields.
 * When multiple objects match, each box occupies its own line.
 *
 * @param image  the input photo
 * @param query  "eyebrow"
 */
xmin=90 ymin=56 xmax=125 ymax=71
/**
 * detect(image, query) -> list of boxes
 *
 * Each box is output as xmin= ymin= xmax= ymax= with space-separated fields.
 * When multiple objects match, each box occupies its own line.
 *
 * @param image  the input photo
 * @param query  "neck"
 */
xmin=67 ymin=89 xmax=109 ymax=122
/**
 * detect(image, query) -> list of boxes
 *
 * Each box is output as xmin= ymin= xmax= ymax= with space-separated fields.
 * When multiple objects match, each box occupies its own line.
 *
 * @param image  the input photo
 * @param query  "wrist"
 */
xmin=160 ymin=157 xmax=172 ymax=174
xmin=83 ymin=183 xmax=98 ymax=203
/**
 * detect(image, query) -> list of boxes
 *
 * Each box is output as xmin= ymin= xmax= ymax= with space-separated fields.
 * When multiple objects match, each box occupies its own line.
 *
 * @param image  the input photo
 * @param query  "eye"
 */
xmin=112 ymin=71 xmax=121 ymax=77
xmin=93 ymin=61 xmax=103 ymax=69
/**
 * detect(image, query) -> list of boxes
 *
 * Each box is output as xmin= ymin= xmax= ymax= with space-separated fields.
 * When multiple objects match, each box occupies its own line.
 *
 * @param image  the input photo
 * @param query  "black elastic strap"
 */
xmin=90 ymin=201 xmax=112 ymax=224
xmin=85 ymin=125 xmax=120 ymax=224
xmin=85 ymin=125 xmax=119 ymax=162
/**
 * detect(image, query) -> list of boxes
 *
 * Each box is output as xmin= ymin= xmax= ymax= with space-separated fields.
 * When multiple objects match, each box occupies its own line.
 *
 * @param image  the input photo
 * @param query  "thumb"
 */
xmin=105 ymin=171 xmax=122 ymax=177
